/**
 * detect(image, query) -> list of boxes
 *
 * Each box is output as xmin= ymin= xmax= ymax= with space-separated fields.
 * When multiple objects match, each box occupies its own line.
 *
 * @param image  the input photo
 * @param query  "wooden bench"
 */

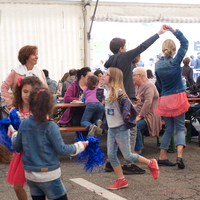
xmin=59 ymin=126 xmax=87 ymax=132
xmin=156 ymin=119 xmax=191 ymax=153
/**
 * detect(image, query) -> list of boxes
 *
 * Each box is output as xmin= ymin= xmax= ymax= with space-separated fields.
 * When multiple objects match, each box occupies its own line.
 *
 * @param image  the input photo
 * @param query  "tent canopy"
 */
xmin=0 ymin=0 xmax=200 ymax=84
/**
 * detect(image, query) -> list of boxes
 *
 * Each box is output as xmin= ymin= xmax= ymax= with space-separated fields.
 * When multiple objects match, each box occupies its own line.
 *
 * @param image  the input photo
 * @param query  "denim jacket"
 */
xmin=12 ymin=116 xmax=76 ymax=172
xmin=155 ymin=30 xmax=188 ymax=96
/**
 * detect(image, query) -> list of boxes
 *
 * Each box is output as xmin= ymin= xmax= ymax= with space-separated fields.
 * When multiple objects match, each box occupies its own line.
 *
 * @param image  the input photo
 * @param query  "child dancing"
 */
xmin=6 ymin=76 xmax=43 ymax=200
xmin=11 ymin=87 xmax=88 ymax=200
xmin=101 ymin=67 xmax=159 ymax=190
xmin=81 ymin=75 xmax=105 ymax=136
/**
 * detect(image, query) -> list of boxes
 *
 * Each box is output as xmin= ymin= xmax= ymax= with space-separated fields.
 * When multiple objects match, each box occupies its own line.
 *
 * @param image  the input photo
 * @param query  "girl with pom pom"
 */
xmin=101 ymin=67 xmax=160 ymax=190
xmin=6 ymin=76 xmax=43 ymax=200
xmin=11 ymin=87 xmax=88 ymax=200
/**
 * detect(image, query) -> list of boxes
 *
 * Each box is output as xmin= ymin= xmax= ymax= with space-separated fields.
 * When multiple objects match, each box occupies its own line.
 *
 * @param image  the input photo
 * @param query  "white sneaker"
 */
xmin=96 ymin=119 xmax=103 ymax=135
xmin=88 ymin=124 xmax=97 ymax=136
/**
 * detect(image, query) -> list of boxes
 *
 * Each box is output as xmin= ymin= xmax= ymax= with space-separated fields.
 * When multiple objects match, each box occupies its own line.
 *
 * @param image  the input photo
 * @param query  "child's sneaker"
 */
xmin=108 ymin=178 xmax=128 ymax=190
xmin=88 ymin=124 xmax=97 ymax=136
xmin=148 ymin=159 xmax=159 ymax=179
xmin=96 ymin=119 xmax=103 ymax=135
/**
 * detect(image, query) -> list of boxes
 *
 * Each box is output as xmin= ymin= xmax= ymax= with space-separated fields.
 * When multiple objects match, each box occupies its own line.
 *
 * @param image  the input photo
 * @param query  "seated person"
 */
xmin=58 ymin=67 xmax=91 ymax=136
xmin=133 ymin=67 xmax=162 ymax=155
xmin=43 ymin=69 xmax=57 ymax=94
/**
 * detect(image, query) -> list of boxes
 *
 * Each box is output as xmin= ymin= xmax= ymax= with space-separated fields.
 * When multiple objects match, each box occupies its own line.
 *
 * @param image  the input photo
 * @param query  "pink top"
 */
xmin=154 ymin=92 xmax=190 ymax=117
xmin=83 ymin=86 xmax=100 ymax=103
xmin=1 ymin=69 xmax=47 ymax=108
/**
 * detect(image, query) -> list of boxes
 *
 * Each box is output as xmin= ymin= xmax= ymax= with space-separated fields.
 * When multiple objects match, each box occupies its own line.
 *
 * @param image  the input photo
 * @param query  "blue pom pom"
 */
xmin=76 ymin=132 xmax=105 ymax=173
xmin=0 ymin=109 xmax=21 ymax=152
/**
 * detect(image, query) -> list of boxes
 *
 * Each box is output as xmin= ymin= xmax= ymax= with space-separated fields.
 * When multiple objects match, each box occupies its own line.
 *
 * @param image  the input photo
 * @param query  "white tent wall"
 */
xmin=0 ymin=2 xmax=84 ymax=85
xmin=93 ymin=2 xmax=200 ymax=23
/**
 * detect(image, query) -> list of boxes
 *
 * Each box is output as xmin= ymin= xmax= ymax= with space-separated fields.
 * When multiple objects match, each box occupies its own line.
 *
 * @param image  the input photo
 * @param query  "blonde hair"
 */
xmin=133 ymin=67 xmax=147 ymax=78
xmin=106 ymin=67 xmax=126 ymax=103
xmin=162 ymin=39 xmax=176 ymax=57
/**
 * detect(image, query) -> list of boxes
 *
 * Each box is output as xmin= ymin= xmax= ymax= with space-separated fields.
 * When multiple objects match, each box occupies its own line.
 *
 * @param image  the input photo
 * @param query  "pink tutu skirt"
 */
xmin=155 ymin=92 xmax=190 ymax=117
xmin=6 ymin=152 xmax=26 ymax=186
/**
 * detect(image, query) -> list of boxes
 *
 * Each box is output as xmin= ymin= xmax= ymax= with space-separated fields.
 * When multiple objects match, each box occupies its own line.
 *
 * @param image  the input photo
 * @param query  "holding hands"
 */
xmin=157 ymin=25 xmax=176 ymax=35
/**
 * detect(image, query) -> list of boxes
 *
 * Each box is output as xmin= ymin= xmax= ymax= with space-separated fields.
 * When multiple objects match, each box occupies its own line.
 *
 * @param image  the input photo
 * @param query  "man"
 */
xmin=133 ymin=67 xmax=162 ymax=155
xmin=42 ymin=69 xmax=57 ymax=94
xmin=62 ymin=69 xmax=77 ymax=97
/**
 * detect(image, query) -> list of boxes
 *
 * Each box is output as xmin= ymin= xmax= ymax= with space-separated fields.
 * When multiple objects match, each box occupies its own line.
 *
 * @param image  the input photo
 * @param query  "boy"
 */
xmin=104 ymin=25 xmax=168 ymax=174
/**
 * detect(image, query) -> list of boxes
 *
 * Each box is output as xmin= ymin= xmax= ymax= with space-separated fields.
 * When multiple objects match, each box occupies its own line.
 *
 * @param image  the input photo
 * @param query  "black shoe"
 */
xmin=158 ymin=159 xmax=176 ymax=166
xmin=104 ymin=161 xmax=114 ymax=172
xmin=122 ymin=164 xmax=146 ymax=175
xmin=176 ymin=157 xmax=185 ymax=169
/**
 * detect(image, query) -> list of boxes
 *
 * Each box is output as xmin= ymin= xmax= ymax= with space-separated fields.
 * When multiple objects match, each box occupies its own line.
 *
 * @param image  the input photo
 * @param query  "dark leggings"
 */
xmin=32 ymin=194 xmax=68 ymax=200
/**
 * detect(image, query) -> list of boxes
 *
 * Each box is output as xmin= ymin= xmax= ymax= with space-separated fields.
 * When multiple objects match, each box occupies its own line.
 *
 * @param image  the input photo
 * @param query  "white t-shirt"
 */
xmin=105 ymin=90 xmax=124 ymax=128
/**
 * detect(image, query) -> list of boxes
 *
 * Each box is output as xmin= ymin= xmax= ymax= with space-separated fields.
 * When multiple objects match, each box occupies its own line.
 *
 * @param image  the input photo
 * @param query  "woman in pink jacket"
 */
xmin=1 ymin=45 xmax=47 ymax=109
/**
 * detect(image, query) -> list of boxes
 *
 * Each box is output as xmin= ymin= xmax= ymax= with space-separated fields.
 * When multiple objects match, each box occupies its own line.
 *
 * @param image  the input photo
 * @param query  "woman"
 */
xmin=59 ymin=67 xmax=91 ymax=130
xmin=146 ymin=69 xmax=156 ymax=85
xmin=57 ymin=72 xmax=70 ymax=96
xmin=1 ymin=45 xmax=47 ymax=109
xmin=155 ymin=26 xmax=190 ymax=169
xmin=94 ymin=69 xmax=103 ymax=87
xmin=182 ymin=57 xmax=195 ymax=87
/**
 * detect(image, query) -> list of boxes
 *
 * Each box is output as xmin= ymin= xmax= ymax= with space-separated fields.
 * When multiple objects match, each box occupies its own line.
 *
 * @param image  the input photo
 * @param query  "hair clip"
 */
xmin=18 ymin=77 xmax=23 ymax=87
xmin=37 ymin=89 xmax=45 ymax=94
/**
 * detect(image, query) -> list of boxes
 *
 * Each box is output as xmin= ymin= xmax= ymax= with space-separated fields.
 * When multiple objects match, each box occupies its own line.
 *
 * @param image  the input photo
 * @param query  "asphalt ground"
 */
xmin=0 ymin=131 xmax=200 ymax=200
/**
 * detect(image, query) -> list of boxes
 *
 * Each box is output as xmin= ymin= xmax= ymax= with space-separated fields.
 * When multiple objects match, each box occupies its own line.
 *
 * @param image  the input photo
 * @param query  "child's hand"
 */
xmin=7 ymin=125 xmax=17 ymax=138
xmin=81 ymin=141 xmax=89 ymax=149
xmin=134 ymin=96 xmax=141 ymax=104
xmin=125 ymin=113 xmax=130 ymax=119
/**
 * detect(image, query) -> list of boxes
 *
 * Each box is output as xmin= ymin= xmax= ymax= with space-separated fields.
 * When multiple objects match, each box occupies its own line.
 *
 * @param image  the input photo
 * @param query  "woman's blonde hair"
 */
xmin=162 ymin=39 xmax=176 ymax=58
xmin=106 ymin=67 xmax=126 ymax=103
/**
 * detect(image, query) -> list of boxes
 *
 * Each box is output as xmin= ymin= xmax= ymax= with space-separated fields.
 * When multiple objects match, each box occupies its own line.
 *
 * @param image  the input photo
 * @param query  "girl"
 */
xmin=101 ymin=67 xmax=159 ymax=190
xmin=11 ymin=87 xmax=88 ymax=200
xmin=80 ymin=75 xmax=105 ymax=136
xmin=155 ymin=26 xmax=190 ymax=169
xmin=6 ymin=76 xmax=43 ymax=200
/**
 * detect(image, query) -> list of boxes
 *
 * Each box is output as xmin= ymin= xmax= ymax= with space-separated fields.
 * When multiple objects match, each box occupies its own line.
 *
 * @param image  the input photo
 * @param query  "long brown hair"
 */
xmin=12 ymin=76 xmax=43 ymax=110
xmin=106 ymin=67 xmax=126 ymax=103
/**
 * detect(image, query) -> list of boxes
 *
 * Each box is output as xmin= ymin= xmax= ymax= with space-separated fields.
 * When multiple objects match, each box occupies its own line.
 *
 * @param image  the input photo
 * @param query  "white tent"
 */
xmin=0 ymin=0 xmax=200 ymax=83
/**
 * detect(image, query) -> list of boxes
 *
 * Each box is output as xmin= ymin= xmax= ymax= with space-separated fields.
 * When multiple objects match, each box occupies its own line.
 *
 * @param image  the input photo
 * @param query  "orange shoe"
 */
xmin=148 ymin=159 xmax=159 ymax=179
xmin=108 ymin=178 xmax=128 ymax=190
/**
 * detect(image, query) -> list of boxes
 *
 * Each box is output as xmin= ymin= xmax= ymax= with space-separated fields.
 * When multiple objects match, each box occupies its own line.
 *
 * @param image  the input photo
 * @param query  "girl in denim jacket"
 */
xmin=155 ymin=26 xmax=190 ymax=169
xmin=101 ymin=67 xmax=159 ymax=190
xmin=6 ymin=76 xmax=43 ymax=200
xmin=11 ymin=88 xmax=88 ymax=200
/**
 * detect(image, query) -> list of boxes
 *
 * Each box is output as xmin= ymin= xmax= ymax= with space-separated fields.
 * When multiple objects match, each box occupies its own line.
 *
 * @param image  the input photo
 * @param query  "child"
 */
xmin=81 ymin=75 xmax=105 ymax=136
xmin=104 ymin=25 xmax=169 ymax=174
xmin=11 ymin=87 xmax=88 ymax=200
xmin=101 ymin=67 xmax=159 ymax=190
xmin=6 ymin=76 xmax=43 ymax=200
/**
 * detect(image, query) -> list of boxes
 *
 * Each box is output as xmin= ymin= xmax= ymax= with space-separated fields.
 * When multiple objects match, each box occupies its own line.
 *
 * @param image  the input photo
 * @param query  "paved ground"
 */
xmin=0 ymin=130 xmax=200 ymax=200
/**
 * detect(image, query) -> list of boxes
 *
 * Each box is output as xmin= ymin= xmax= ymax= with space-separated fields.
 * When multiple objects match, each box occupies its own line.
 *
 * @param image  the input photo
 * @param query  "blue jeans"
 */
xmin=27 ymin=178 xmax=66 ymax=199
xmin=160 ymin=113 xmax=186 ymax=149
xmin=135 ymin=119 xmax=147 ymax=151
xmin=81 ymin=103 xmax=105 ymax=129
xmin=107 ymin=124 xmax=139 ymax=167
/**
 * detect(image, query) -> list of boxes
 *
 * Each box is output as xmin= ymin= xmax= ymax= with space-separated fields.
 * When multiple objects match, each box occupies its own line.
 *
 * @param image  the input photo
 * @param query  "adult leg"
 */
xmin=158 ymin=116 xmax=176 ymax=166
xmin=54 ymin=194 xmax=68 ymax=200
xmin=31 ymin=195 xmax=45 ymax=200
xmin=14 ymin=185 xmax=28 ymax=200
xmin=174 ymin=113 xmax=186 ymax=169
xmin=134 ymin=119 xmax=147 ymax=154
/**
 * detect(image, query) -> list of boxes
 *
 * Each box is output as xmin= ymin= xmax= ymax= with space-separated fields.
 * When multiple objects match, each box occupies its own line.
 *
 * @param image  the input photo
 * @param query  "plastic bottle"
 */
xmin=182 ymin=76 xmax=186 ymax=90
xmin=81 ymin=94 xmax=85 ymax=103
